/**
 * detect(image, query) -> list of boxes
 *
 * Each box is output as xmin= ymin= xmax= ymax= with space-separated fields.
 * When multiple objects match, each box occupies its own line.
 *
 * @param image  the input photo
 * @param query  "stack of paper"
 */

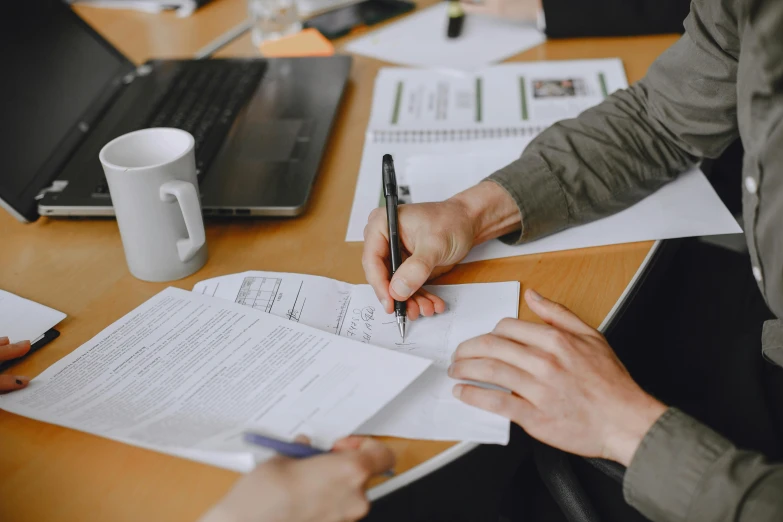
xmin=0 ymin=288 xmax=430 ymax=472
xmin=1 ymin=275 xmax=520 ymax=473
xmin=195 ymin=271 xmax=520 ymax=444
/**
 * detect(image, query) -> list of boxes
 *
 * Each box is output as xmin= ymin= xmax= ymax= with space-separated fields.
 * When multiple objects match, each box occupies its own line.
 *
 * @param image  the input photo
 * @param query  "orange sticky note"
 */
xmin=259 ymin=28 xmax=335 ymax=57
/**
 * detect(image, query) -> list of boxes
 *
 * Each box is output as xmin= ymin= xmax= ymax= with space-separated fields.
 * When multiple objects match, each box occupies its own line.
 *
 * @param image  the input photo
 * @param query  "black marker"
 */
xmin=382 ymin=154 xmax=407 ymax=342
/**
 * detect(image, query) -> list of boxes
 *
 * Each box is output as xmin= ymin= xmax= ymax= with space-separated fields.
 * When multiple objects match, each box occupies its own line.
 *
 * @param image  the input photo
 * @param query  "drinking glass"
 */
xmin=248 ymin=0 xmax=303 ymax=48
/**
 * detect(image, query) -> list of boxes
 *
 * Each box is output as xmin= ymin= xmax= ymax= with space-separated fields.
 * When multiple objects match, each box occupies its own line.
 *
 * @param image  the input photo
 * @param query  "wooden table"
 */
xmin=0 ymin=2 xmax=679 ymax=520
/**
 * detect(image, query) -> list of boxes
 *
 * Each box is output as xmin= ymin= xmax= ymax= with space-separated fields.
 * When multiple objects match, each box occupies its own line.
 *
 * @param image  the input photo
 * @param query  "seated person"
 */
xmin=363 ymin=0 xmax=783 ymax=520
xmin=0 ymin=336 xmax=393 ymax=522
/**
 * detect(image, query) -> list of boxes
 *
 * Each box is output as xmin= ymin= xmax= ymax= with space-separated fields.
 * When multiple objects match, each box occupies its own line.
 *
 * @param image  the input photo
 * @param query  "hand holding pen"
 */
xmin=201 ymin=434 xmax=396 ymax=522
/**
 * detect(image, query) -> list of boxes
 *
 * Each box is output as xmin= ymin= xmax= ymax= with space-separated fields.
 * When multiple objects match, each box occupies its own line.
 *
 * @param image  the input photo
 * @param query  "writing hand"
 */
xmin=450 ymin=289 xmax=667 ymax=466
xmin=362 ymin=181 xmax=520 ymax=320
xmin=0 ymin=336 xmax=31 ymax=393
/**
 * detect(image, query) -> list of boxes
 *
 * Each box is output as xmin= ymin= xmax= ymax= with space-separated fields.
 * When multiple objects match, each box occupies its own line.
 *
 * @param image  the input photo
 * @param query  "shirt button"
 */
xmin=753 ymin=265 xmax=763 ymax=282
xmin=745 ymin=176 xmax=758 ymax=194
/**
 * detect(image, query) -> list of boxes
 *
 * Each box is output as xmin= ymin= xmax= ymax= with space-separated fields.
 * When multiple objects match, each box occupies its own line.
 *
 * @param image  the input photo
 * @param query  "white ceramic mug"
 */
xmin=99 ymin=128 xmax=207 ymax=282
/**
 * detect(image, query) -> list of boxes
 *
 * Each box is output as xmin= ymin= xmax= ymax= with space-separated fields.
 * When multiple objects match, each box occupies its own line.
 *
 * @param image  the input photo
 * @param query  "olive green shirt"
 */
xmin=487 ymin=0 xmax=783 ymax=520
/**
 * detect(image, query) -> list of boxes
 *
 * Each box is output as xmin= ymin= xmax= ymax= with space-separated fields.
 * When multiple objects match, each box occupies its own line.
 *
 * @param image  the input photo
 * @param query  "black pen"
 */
xmin=382 ymin=154 xmax=407 ymax=342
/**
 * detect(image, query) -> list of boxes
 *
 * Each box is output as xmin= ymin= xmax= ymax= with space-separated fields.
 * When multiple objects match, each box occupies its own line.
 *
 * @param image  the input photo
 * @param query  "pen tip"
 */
xmin=399 ymin=321 xmax=406 ymax=342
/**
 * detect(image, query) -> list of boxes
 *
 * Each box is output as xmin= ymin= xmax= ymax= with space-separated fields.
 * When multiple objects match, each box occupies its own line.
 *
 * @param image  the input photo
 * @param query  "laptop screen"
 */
xmin=0 ymin=1 xmax=130 ymax=221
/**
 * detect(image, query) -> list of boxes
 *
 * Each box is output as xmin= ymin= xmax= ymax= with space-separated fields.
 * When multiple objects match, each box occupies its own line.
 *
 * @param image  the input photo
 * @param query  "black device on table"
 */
xmin=304 ymin=0 xmax=414 ymax=40
xmin=0 ymin=1 xmax=351 ymax=223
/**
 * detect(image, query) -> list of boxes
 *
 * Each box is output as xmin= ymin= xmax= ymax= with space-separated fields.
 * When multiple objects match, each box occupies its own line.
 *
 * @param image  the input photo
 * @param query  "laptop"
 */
xmin=1 ymin=1 xmax=351 ymax=223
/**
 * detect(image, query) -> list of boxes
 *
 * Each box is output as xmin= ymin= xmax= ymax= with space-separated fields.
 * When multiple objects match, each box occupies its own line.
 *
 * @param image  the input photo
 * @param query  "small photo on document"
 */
xmin=532 ymin=79 xmax=587 ymax=98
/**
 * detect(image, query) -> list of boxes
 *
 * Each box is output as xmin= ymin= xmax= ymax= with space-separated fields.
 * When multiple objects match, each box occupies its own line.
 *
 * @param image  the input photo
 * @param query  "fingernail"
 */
xmin=528 ymin=289 xmax=543 ymax=301
xmin=452 ymin=384 xmax=463 ymax=399
xmin=447 ymin=364 xmax=454 ymax=377
xmin=391 ymin=279 xmax=412 ymax=299
xmin=381 ymin=298 xmax=390 ymax=310
xmin=0 ymin=337 xmax=8 ymax=343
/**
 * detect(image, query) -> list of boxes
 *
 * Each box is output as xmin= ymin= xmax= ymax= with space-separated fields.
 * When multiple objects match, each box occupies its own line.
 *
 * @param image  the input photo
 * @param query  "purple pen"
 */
xmin=243 ymin=431 xmax=396 ymax=477
xmin=243 ymin=432 xmax=326 ymax=458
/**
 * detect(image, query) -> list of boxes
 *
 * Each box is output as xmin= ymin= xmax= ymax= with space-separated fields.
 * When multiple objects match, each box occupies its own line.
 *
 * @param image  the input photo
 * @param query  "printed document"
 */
xmin=345 ymin=59 xmax=629 ymax=242
xmin=195 ymin=272 xmax=520 ymax=444
xmin=0 ymin=287 xmax=430 ymax=472
xmin=404 ymin=148 xmax=742 ymax=263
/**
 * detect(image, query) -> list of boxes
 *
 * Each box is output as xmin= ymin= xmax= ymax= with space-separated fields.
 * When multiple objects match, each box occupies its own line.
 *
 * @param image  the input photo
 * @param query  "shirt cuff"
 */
xmin=623 ymin=408 xmax=735 ymax=522
xmin=485 ymin=153 xmax=569 ymax=245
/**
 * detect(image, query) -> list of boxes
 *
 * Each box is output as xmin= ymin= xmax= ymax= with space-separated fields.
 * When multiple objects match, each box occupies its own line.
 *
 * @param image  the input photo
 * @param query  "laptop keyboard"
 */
xmin=93 ymin=60 xmax=266 ymax=197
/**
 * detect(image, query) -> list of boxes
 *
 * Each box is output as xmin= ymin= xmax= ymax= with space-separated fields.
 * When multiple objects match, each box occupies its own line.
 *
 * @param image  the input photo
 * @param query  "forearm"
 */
xmin=450 ymin=181 xmax=522 ymax=244
xmin=487 ymin=0 xmax=740 ymax=245
xmin=625 ymin=408 xmax=783 ymax=522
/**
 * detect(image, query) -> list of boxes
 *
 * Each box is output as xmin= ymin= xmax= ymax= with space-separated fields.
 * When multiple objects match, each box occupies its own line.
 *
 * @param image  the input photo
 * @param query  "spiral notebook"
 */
xmin=345 ymin=59 xmax=629 ymax=241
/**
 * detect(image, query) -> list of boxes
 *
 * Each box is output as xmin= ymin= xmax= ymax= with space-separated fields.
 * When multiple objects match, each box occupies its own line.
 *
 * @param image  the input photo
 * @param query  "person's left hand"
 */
xmin=449 ymin=289 xmax=667 ymax=466
xmin=0 ymin=336 xmax=31 ymax=393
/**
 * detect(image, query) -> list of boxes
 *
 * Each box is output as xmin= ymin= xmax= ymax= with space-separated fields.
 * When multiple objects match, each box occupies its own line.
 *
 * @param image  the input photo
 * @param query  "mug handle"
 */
xmin=159 ymin=180 xmax=206 ymax=262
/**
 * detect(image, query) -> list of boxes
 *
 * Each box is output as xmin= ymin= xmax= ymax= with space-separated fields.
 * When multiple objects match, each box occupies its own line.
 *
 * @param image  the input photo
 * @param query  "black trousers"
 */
xmin=572 ymin=239 xmax=783 ymax=522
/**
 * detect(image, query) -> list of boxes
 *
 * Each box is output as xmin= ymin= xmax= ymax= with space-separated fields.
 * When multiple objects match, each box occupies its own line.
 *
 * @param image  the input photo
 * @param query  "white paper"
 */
xmin=345 ymin=3 xmax=546 ymax=69
xmin=0 ymin=287 xmax=430 ymax=472
xmin=195 ymin=272 xmax=520 ymax=444
xmin=345 ymin=59 xmax=629 ymax=242
xmin=404 ymin=148 xmax=742 ymax=263
xmin=0 ymin=290 xmax=66 ymax=345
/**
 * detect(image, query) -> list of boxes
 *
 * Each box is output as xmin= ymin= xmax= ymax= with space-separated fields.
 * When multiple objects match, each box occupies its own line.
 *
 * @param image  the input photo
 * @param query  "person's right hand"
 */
xmin=200 ymin=437 xmax=395 ymax=522
xmin=362 ymin=181 xmax=521 ymax=319
xmin=0 ymin=336 xmax=31 ymax=393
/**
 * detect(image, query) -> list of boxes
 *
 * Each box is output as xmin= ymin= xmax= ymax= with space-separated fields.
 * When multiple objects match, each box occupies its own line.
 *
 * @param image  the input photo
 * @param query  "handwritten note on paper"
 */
xmin=194 ymin=272 xmax=520 ymax=444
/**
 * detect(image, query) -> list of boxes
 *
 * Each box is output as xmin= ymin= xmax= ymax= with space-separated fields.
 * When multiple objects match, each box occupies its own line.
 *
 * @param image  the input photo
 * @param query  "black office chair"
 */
xmin=529 ymin=239 xmax=683 ymax=522
xmin=532 ymin=441 xmax=624 ymax=522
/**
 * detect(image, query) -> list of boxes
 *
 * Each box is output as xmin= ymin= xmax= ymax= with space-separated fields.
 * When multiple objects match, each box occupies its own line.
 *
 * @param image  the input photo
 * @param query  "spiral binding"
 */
xmin=370 ymin=126 xmax=546 ymax=144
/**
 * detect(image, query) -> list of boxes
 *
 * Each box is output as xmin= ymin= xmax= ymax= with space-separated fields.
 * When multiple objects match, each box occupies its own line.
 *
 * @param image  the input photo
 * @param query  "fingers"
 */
xmin=525 ymin=289 xmax=596 ymax=336
xmin=389 ymin=245 xmax=442 ymax=301
xmin=418 ymin=288 xmax=446 ymax=314
xmin=453 ymin=333 xmax=555 ymax=378
xmin=404 ymin=289 xmax=446 ymax=322
xmin=332 ymin=436 xmax=369 ymax=452
xmin=449 ymin=357 xmax=542 ymax=400
xmin=352 ymin=437 xmax=395 ymax=478
xmin=413 ymin=294 xmax=434 ymax=317
xmin=362 ymin=210 xmax=393 ymax=314
xmin=0 ymin=375 xmax=30 ymax=393
xmin=406 ymin=298 xmax=420 ymax=321
xmin=491 ymin=316 xmax=565 ymax=350
xmin=0 ymin=336 xmax=9 ymax=347
xmin=294 ymin=434 xmax=312 ymax=445
xmin=452 ymin=384 xmax=536 ymax=424
xmin=0 ymin=340 xmax=31 ymax=362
